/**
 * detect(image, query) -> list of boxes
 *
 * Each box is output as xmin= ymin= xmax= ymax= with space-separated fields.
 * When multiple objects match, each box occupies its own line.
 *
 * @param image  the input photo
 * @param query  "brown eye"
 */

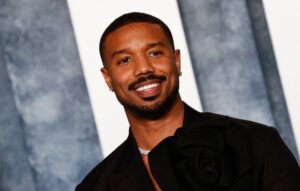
xmin=118 ymin=57 xmax=130 ymax=64
xmin=149 ymin=50 xmax=163 ymax=57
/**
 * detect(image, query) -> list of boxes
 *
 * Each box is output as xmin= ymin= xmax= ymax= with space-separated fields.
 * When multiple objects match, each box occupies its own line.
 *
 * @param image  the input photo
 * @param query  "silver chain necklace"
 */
xmin=138 ymin=147 xmax=150 ymax=155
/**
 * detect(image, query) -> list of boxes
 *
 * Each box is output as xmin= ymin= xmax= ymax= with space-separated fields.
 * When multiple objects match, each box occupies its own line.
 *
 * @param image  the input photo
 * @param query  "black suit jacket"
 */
xmin=75 ymin=104 xmax=300 ymax=191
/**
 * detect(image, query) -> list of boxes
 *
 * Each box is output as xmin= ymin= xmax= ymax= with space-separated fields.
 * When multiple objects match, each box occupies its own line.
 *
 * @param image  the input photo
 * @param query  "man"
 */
xmin=76 ymin=12 xmax=300 ymax=191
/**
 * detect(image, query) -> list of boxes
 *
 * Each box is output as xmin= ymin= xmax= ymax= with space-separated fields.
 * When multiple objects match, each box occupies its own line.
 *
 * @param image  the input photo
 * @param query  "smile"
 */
xmin=133 ymin=81 xmax=162 ymax=99
xmin=135 ymin=83 xmax=160 ymax=92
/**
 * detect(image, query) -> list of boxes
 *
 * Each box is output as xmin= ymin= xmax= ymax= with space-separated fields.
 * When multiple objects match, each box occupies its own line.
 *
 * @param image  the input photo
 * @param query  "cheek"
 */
xmin=153 ymin=57 xmax=178 ymax=73
xmin=164 ymin=63 xmax=180 ymax=78
xmin=110 ymin=72 xmax=132 ymax=90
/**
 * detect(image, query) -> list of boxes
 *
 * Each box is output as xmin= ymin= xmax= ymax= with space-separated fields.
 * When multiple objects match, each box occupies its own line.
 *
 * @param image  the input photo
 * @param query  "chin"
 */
xmin=124 ymin=95 xmax=178 ymax=119
xmin=117 ymin=83 xmax=180 ymax=119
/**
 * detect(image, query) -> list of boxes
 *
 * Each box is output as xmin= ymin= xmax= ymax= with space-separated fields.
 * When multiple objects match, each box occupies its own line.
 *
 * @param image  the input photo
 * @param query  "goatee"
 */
xmin=117 ymin=82 xmax=179 ymax=119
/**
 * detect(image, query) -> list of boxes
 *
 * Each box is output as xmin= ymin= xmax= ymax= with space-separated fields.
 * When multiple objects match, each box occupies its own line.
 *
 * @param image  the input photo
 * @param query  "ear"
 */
xmin=174 ymin=49 xmax=181 ymax=75
xmin=101 ymin=67 xmax=113 ymax=91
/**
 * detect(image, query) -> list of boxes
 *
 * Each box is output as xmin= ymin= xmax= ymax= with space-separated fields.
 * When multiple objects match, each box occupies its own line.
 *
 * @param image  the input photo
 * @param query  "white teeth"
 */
xmin=136 ymin=83 xmax=159 ymax=92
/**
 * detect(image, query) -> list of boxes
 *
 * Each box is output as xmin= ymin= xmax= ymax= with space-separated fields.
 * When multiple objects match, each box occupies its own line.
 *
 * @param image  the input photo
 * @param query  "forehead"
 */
xmin=103 ymin=22 xmax=170 ymax=54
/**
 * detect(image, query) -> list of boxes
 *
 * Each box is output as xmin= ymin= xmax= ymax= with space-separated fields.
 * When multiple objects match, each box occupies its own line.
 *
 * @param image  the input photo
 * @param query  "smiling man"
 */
xmin=75 ymin=12 xmax=300 ymax=191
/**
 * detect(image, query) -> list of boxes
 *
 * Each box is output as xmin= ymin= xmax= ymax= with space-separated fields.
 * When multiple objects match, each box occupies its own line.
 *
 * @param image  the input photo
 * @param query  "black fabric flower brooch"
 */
xmin=148 ymin=117 xmax=253 ymax=191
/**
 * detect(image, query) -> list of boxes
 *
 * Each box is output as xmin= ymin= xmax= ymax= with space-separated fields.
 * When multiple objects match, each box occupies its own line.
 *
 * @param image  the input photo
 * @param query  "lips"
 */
xmin=128 ymin=75 xmax=166 ymax=91
xmin=128 ymin=75 xmax=166 ymax=99
xmin=133 ymin=80 xmax=162 ymax=99
xmin=135 ymin=83 xmax=160 ymax=92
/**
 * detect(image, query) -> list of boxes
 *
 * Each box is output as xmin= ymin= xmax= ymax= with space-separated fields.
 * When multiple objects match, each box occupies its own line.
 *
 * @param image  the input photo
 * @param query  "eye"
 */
xmin=149 ymin=50 xmax=163 ymax=57
xmin=118 ymin=56 xmax=130 ymax=64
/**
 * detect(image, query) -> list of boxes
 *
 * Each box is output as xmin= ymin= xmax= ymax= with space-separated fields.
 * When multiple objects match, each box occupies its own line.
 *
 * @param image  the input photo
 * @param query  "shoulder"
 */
xmin=184 ymin=104 xmax=278 ymax=147
xmin=193 ymin=111 xmax=280 ymax=156
xmin=226 ymin=114 xmax=276 ymax=136
xmin=75 ymin=139 xmax=129 ymax=191
xmin=225 ymin=115 xmax=286 ymax=154
xmin=184 ymin=103 xmax=275 ymax=137
xmin=205 ymin=113 xmax=298 ymax=166
xmin=199 ymin=111 xmax=277 ymax=138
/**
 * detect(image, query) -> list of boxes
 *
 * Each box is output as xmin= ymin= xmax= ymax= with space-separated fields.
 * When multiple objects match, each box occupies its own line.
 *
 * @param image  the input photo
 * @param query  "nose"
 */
xmin=133 ymin=55 xmax=155 ymax=76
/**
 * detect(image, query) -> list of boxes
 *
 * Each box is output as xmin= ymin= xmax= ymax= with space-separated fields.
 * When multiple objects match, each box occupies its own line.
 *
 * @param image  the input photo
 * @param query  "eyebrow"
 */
xmin=111 ymin=41 xmax=166 ymax=58
xmin=111 ymin=48 xmax=129 ymax=58
xmin=146 ymin=41 xmax=165 ymax=48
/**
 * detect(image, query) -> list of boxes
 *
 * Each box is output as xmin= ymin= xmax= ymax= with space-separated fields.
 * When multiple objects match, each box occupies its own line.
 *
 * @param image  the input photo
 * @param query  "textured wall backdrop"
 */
xmin=177 ymin=0 xmax=298 ymax=159
xmin=0 ymin=0 xmax=101 ymax=191
xmin=0 ymin=0 xmax=299 ymax=190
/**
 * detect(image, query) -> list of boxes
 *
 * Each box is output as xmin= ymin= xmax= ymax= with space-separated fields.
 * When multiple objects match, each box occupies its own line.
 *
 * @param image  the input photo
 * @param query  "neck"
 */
xmin=125 ymin=96 xmax=184 ymax=151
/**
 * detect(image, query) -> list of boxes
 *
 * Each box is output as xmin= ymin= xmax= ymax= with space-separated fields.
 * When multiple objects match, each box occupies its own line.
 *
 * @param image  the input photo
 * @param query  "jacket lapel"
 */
xmin=109 ymin=103 xmax=212 ymax=191
xmin=109 ymin=133 xmax=155 ymax=191
xmin=182 ymin=103 xmax=210 ymax=127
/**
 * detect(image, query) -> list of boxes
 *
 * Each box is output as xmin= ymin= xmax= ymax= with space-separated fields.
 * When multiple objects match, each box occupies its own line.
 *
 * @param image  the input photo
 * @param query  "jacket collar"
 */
xmin=109 ymin=132 xmax=155 ymax=191
xmin=108 ymin=103 xmax=204 ymax=191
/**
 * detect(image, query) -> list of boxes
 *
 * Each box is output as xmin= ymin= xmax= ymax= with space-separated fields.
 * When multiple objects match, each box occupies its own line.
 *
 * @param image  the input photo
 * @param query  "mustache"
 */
xmin=128 ymin=74 xmax=167 ymax=91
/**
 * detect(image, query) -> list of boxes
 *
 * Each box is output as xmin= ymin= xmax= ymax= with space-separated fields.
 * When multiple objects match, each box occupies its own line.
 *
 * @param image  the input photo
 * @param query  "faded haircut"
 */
xmin=99 ymin=12 xmax=175 ymax=67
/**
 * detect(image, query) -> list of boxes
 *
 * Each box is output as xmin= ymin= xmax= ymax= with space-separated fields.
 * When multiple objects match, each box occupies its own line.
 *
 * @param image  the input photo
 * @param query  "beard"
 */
xmin=115 ymin=80 xmax=179 ymax=119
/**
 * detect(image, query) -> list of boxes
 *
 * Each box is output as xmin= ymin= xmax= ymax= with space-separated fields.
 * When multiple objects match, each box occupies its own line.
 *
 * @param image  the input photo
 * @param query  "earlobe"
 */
xmin=101 ymin=67 xmax=114 ymax=91
xmin=174 ymin=49 xmax=181 ymax=75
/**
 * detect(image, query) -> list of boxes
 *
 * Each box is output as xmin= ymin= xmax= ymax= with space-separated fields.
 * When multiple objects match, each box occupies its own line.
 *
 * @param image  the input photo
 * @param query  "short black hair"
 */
xmin=99 ymin=12 xmax=175 ymax=67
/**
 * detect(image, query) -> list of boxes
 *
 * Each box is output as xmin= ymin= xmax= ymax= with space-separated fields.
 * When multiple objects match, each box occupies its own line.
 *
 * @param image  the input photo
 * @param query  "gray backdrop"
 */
xmin=0 ymin=0 xmax=101 ymax=191
xmin=0 ymin=0 xmax=298 ymax=190
xmin=178 ymin=0 xmax=298 ymax=159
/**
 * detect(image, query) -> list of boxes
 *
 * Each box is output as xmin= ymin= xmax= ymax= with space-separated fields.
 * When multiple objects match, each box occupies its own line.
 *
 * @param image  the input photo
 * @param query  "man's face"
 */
xmin=101 ymin=22 xmax=181 ymax=118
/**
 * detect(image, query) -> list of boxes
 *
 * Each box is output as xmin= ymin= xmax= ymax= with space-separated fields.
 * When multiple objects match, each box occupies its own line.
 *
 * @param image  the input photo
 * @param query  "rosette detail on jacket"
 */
xmin=148 ymin=116 xmax=253 ymax=191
